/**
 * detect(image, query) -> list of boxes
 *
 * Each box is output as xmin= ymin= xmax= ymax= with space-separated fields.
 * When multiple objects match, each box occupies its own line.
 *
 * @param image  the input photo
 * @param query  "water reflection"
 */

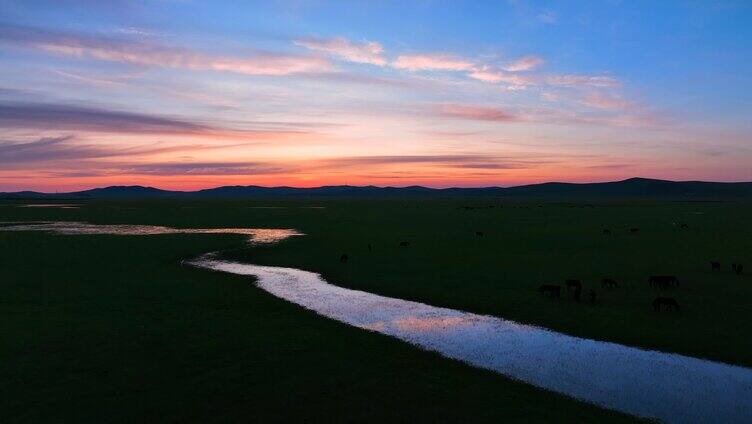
xmin=191 ymin=257 xmax=752 ymax=424
xmin=19 ymin=204 xmax=80 ymax=209
xmin=0 ymin=221 xmax=302 ymax=244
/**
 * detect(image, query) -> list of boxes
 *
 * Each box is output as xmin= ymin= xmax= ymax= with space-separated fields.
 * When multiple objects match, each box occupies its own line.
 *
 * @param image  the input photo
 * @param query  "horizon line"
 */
xmin=4 ymin=177 xmax=752 ymax=195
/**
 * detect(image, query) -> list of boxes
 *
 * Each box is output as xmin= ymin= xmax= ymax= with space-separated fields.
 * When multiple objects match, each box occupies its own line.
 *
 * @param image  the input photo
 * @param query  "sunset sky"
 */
xmin=1 ymin=1 xmax=751 ymax=191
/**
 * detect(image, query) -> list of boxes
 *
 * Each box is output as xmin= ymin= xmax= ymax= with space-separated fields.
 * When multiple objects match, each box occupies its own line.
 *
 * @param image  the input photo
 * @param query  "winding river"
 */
xmin=3 ymin=221 xmax=752 ymax=423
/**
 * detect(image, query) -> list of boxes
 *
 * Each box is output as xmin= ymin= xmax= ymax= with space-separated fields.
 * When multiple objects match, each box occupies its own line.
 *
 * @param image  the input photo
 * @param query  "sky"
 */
xmin=1 ymin=0 xmax=751 ymax=191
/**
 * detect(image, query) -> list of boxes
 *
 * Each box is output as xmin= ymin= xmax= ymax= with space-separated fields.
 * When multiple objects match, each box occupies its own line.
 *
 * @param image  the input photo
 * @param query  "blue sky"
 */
xmin=1 ymin=0 xmax=751 ymax=190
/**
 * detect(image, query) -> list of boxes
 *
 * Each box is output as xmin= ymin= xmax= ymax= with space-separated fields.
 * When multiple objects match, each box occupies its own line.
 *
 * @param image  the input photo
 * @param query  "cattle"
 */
xmin=630 ymin=227 xmax=640 ymax=234
xmin=652 ymin=297 xmax=680 ymax=312
xmin=475 ymin=231 xmax=484 ymax=237
xmin=538 ymin=285 xmax=561 ymax=297
xmin=710 ymin=261 xmax=721 ymax=272
xmin=732 ymin=264 xmax=744 ymax=275
xmin=399 ymin=241 xmax=410 ymax=247
xmin=601 ymin=278 xmax=619 ymax=289
xmin=649 ymin=275 xmax=679 ymax=288
xmin=602 ymin=229 xmax=612 ymax=236
xmin=339 ymin=253 xmax=349 ymax=263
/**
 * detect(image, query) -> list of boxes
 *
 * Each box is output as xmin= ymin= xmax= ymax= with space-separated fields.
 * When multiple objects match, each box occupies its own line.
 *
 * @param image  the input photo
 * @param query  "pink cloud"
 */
xmin=295 ymin=37 xmax=386 ymax=65
xmin=2 ymin=24 xmax=333 ymax=76
xmin=436 ymin=104 xmax=518 ymax=122
xmin=546 ymin=74 xmax=620 ymax=88
xmin=392 ymin=54 xmax=474 ymax=71
xmin=467 ymin=68 xmax=534 ymax=88
xmin=503 ymin=55 xmax=544 ymax=72
xmin=580 ymin=93 xmax=631 ymax=110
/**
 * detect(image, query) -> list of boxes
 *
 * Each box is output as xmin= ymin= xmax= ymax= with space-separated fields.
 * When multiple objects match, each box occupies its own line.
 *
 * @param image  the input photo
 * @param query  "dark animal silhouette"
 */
xmin=710 ymin=261 xmax=721 ymax=272
xmin=652 ymin=297 xmax=680 ymax=312
xmin=539 ymin=284 xmax=561 ymax=297
xmin=732 ymin=264 xmax=744 ymax=275
xmin=339 ymin=254 xmax=349 ymax=263
xmin=572 ymin=287 xmax=582 ymax=302
xmin=565 ymin=279 xmax=582 ymax=291
xmin=680 ymin=223 xmax=689 ymax=229
xmin=588 ymin=289 xmax=597 ymax=304
xmin=399 ymin=241 xmax=410 ymax=247
xmin=602 ymin=229 xmax=612 ymax=235
xmin=630 ymin=227 xmax=640 ymax=234
xmin=368 ymin=243 xmax=372 ymax=253
xmin=649 ymin=275 xmax=679 ymax=288
xmin=475 ymin=231 xmax=484 ymax=237
xmin=601 ymin=278 xmax=618 ymax=289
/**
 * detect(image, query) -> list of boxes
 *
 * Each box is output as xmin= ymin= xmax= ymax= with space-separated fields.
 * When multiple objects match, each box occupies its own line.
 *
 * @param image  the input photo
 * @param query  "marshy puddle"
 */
xmin=0 ymin=221 xmax=301 ymax=244
xmin=189 ymin=257 xmax=752 ymax=423
xmin=2 ymin=221 xmax=751 ymax=422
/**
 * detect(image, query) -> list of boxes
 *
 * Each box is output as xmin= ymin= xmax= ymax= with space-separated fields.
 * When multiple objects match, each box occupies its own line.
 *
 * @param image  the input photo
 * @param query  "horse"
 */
xmin=710 ymin=261 xmax=721 ymax=272
xmin=649 ymin=275 xmax=679 ymax=288
xmin=339 ymin=254 xmax=349 ymax=263
xmin=601 ymin=278 xmax=619 ymax=289
xmin=653 ymin=297 xmax=680 ymax=312
xmin=399 ymin=241 xmax=410 ymax=247
xmin=602 ymin=229 xmax=612 ymax=236
xmin=680 ymin=223 xmax=689 ymax=229
xmin=538 ymin=285 xmax=561 ymax=297
xmin=565 ymin=279 xmax=582 ymax=291
xmin=475 ymin=231 xmax=484 ymax=237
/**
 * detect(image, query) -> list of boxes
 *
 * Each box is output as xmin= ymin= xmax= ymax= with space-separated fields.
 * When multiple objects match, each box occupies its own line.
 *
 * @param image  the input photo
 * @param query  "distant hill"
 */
xmin=2 ymin=178 xmax=752 ymax=199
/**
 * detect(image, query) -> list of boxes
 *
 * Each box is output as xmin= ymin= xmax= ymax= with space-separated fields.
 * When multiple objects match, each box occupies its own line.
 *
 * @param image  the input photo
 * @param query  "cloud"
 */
xmin=546 ymin=74 xmax=620 ymax=88
xmin=503 ymin=55 xmax=544 ymax=72
xmin=0 ymin=136 xmax=204 ymax=165
xmin=315 ymin=154 xmax=542 ymax=170
xmin=392 ymin=54 xmax=474 ymax=72
xmin=435 ymin=104 xmax=519 ymax=122
xmin=580 ymin=93 xmax=631 ymax=110
xmin=121 ymin=162 xmax=290 ymax=176
xmin=0 ymin=101 xmax=306 ymax=138
xmin=0 ymin=23 xmax=333 ymax=76
xmin=295 ymin=37 xmax=385 ymax=65
xmin=467 ymin=68 xmax=535 ymax=88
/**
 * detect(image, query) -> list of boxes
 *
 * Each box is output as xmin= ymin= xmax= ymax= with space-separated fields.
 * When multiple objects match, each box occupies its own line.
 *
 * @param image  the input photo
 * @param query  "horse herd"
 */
xmin=538 ymin=260 xmax=745 ymax=313
xmin=336 ymin=229 xmax=745 ymax=315
xmin=539 ymin=276 xmax=682 ymax=312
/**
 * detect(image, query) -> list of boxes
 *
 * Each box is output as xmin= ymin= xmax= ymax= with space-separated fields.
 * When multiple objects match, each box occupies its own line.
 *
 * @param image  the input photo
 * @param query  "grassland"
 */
xmin=2 ymin=198 xmax=751 ymax=422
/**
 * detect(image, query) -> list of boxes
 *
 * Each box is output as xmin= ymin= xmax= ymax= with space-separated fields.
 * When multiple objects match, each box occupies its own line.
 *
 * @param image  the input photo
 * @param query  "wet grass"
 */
xmin=3 ymin=198 xmax=751 ymax=421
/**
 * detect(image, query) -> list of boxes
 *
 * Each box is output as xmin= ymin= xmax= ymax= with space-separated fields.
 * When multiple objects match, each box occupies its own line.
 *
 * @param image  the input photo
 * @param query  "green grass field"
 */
xmin=2 ymin=198 xmax=751 ymax=422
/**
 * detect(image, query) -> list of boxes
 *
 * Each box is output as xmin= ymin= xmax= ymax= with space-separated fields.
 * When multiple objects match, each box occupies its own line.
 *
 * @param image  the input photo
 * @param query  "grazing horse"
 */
xmin=601 ymin=278 xmax=619 ymax=289
xmin=399 ymin=241 xmax=410 ymax=247
xmin=339 ymin=254 xmax=349 ymax=263
xmin=710 ymin=261 xmax=721 ymax=272
xmin=538 ymin=285 xmax=561 ymax=297
xmin=475 ymin=231 xmax=484 ymax=237
xmin=630 ymin=227 xmax=640 ymax=234
xmin=652 ymin=297 xmax=680 ymax=312
xmin=602 ymin=229 xmax=612 ymax=236
xmin=649 ymin=275 xmax=679 ymax=288
xmin=732 ymin=264 xmax=744 ymax=275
